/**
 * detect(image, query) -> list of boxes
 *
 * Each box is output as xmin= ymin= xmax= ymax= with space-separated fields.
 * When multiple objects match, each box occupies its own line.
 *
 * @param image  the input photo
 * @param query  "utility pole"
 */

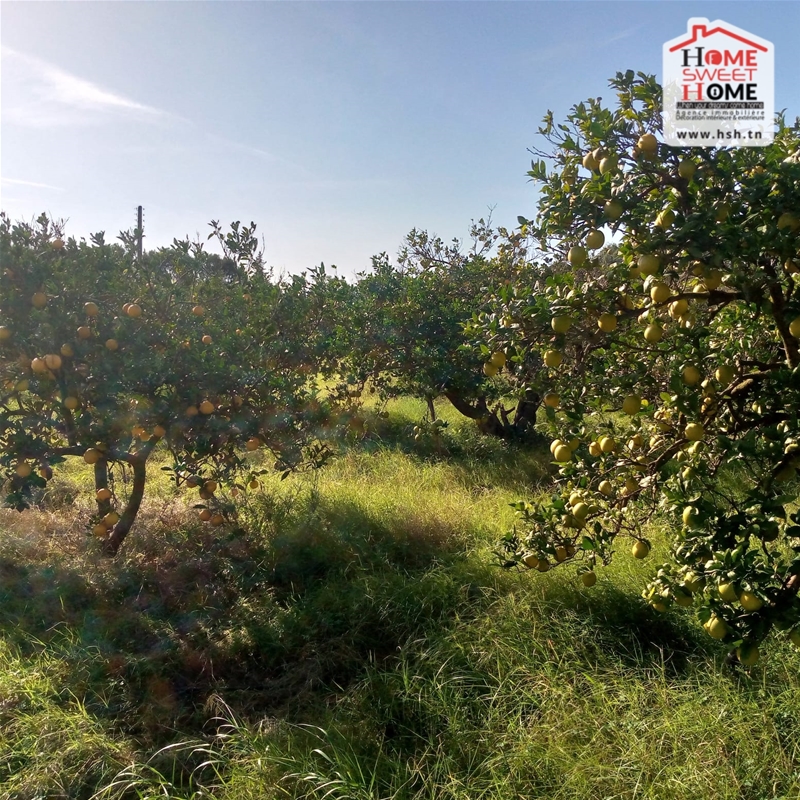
xmin=136 ymin=205 xmax=144 ymax=261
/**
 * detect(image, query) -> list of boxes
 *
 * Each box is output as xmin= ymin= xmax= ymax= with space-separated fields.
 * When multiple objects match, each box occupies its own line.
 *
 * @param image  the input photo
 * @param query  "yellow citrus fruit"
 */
xmin=192 ymin=305 xmax=205 ymax=316
xmin=644 ymin=323 xmax=663 ymax=343
xmin=249 ymin=479 xmax=260 ymax=490
xmin=77 ymin=326 xmax=92 ymax=340
xmin=650 ymin=282 xmax=670 ymax=304
xmin=32 ymin=292 xmax=47 ymax=309
xmin=186 ymin=405 xmax=199 ymax=417
xmin=63 ymin=396 xmax=80 ymax=410
xmin=15 ymin=462 xmax=32 ymax=477
xmin=483 ymin=362 xmax=499 ymax=377
xmin=585 ymin=230 xmax=605 ymax=250
xmin=599 ymin=156 xmax=617 ymax=175
xmin=682 ymin=365 xmax=701 ymax=386
xmin=103 ymin=511 xmax=120 ymax=527
xmin=637 ymin=254 xmax=660 ymax=275
xmin=789 ymin=317 xmax=800 ymax=338
xmin=522 ymin=553 xmax=539 ymax=569
xmin=210 ymin=513 xmax=225 ymax=526
xmin=588 ymin=441 xmax=602 ymax=457
xmin=60 ymin=343 xmax=74 ymax=357
xmin=669 ymin=299 xmax=688 ymax=318
xmin=202 ymin=334 xmax=213 ymax=345
xmin=705 ymin=615 xmax=728 ymax=639
xmin=544 ymin=350 xmax=562 ymax=368
xmin=599 ymin=436 xmax=616 ymax=454
xmin=715 ymin=364 xmax=735 ymax=384
xmin=203 ymin=480 xmax=217 ymax=494
xmin=737 ymin=644 xmax=759 ymax=666
xmin=631 ymin=540 xmax=650 ymax=559
xmin=582 ymin=151 xmax=599 ymax=171
xmin=572 ymin=502 xmax=590 ymax=522
xmin=598 ymin=313 xmax=617 ymax=332
xmin=31 ymin=357 xmax=49 ymax=374
xmin=551 ymin=315 xmax=572 ymax=334
xmin=678 ymin=159 xmax=697 ymax=179
xmin=96 ymin=488 xmax=112 ymax=502
xmin=604 ymin=200 xmax=624 ymax=220
xmin=83 ymin=448 xmax=102 ymax=464
xmin=489 ymin=351 xmax=506 ymax=368
xmin=685 ymin=422 xmax=704 ymax=441
xmin=739 ymin=592 xmax=763 ymax=612
xmin=622 ymin=395 xmax=641 ymax=415
xmin=84 ymin=302 xmax=99 ymax=317
xmin=544 ymin=392 xmax=560 ymax=409
xmin=126 ymin=303 xmax=142 ymax=318
xmin=92 ymin=523 xmax=108 ymax=537
xmin=199 ymin=509 xmax=212 ymax=522
xmin=655 ymin=209 xmax=675 ymax=229
xmin=568 ymin=246 xmax=588 ymax=266
xmin=199 ymin=400 xmax=215 ymax=415
xmin=777 ymin=212 xmax=800 ymax=231
xmin=246 ymin=437 xmax=261 ymax=451
xmin=598 ymin=480 xmax=614 ymax=496
xmin=581 ymin=571 xmax=597 ymax=587
xmin=637 ymin=133 xmax=658 ymax=154
xmin=553 ymin=445 xmax=572 ymax=462
xmin=718 ymin=582 xmax=738 ymax=602
xmin=105 ymin=339 xmax=119 ymax=351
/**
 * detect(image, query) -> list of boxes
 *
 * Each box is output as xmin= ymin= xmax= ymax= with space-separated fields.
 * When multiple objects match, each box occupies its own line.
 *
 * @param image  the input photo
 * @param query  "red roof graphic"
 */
xmin=669 ymin=24 xmax=768 ymax=53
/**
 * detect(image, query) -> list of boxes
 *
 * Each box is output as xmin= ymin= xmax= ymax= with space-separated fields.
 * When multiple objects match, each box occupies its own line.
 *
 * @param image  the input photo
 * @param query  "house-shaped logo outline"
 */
xmin=668 ymin=20 xmax=769 ymax=53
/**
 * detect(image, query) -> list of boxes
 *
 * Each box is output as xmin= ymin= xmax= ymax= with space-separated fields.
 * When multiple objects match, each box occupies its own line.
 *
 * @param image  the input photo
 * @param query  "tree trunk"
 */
xmin=94 ymin=460 xmax=111 ymax=518
xmin=512 ymin=389 xmax=541 ymax=436
xmin=443 ymin=390 xmax=508 ymax=437
xmin=426 ymin=395 xmax=437 ymax=422
xmin=103 ymin=455 xmax=147 ymax=557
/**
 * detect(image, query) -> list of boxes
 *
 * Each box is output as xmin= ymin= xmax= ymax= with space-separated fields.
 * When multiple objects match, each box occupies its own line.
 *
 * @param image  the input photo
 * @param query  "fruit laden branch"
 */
xmin=481 ymin=71 xmax=800 ymax=663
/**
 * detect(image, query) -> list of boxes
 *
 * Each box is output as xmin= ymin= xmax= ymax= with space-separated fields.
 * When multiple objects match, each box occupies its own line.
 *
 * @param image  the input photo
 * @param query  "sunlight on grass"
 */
xmin=1 ymin=399 xmax=800 ymax=799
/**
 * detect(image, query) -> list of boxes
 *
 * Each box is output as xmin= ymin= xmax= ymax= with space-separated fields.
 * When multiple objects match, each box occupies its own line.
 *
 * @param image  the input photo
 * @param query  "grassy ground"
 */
xmin=1 ymin=396 xmax=799 ymax=799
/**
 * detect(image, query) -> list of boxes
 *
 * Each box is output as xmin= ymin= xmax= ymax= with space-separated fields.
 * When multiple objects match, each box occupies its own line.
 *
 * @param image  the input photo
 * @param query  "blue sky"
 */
xmin=2 ymin=1 xmax=798 ymax=278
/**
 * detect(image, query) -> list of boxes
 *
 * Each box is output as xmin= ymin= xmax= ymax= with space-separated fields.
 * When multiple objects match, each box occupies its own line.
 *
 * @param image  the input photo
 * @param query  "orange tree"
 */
xmin=332 ymin=225 xmax=543 ymax=438
xmin=482 ymin=71 xmax=800 ymax=663
xmin=0 ymin=213 xmax=331 ymax=555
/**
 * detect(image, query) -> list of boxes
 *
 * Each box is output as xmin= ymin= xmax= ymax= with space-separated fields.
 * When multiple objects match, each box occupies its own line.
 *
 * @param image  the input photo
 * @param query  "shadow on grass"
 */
xmin=0 ymin=480 xmax=724 ymax=754
xmin=342 ymin=409 xmax=553 ymax=496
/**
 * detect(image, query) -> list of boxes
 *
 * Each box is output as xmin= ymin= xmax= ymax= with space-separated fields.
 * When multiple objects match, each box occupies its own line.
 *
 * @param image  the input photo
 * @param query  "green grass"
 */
xmin=1 ymin=397 xmax=800 ymax=799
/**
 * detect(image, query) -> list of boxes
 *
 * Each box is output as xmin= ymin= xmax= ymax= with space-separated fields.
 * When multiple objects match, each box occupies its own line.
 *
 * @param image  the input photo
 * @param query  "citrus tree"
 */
xmin=334 ymin=224 xmax=543 ymax=438
xmin=484 ymin=71 xmax=800 ymax=663
xmin=0 ymin=213 xmax=331 ymax=555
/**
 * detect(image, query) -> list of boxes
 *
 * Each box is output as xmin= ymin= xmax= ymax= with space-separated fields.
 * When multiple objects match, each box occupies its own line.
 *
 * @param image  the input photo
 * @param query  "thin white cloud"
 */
xmin=1 ymin=46 xmax=179 ymax=127
xmin=2 ymin=177 xmax=65 ymax=191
